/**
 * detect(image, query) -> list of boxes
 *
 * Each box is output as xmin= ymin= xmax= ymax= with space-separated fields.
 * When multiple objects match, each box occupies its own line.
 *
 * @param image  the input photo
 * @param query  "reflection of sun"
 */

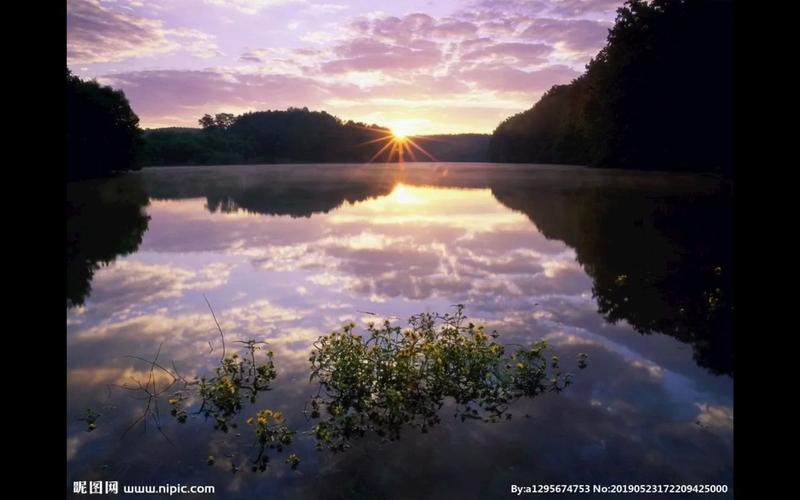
xmin=388 ymin=184 xmax=424 ymax=205
xmin=357 ymin=126 xmax=437 ymax=163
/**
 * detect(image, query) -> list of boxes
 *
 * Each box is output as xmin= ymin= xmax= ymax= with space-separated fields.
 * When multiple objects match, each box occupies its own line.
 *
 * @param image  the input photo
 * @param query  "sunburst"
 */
xmin=357 ymin=126 xmax=437 ymax=163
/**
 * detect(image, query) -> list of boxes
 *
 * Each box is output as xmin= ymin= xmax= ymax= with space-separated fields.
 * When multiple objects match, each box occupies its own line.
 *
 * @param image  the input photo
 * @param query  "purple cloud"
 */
xmin=462 ymin=42 xmax=553 ymax=65
xmin=521 ymin=18 xmax=610 ymax=52
xmin=102 ymin=69 xmax=356 ymax=125
xmin=323 ymin=38 xmax=442 ymax=73
xmin=467 ymin=0 xmax=620 ymax=17
xmin=431 ymin=20 xmax=480 ymax=38
xmin=70 ymin=1 xmax=625 ymax=132
xmin=459 ymin=64 xmax=580 ymax=93
xmin=67 ymin=0 xmax=219 ymax=64
xmin=549 ymin=0 xmax=623 ymax=17
xmin=351 ymin=13 xmax=478 ymax=43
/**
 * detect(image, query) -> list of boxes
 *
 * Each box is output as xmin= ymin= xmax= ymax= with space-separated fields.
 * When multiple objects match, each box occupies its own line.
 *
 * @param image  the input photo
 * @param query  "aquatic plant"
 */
xmin=77 ymin=408 xmax=100 ymax=432
xmin=247 ymin=409 xmax=295 ymax=471
xmin=107 ymin=304 xmax=586 ymax=468
xmin=308 ymin=305 xmax=586 ymax=451
xmin=113 ymin=299 xmax=294 ymax=471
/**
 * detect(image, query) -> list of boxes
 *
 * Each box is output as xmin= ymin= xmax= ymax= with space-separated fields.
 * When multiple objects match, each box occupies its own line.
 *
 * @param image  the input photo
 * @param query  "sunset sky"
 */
xmin=67 ymin=0 xmax=623 ymax=134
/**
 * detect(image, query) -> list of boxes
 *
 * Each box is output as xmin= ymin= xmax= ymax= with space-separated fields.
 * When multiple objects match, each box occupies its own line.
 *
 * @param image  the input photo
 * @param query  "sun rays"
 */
xmin=357 ymin=126 xmax=437 ymax=163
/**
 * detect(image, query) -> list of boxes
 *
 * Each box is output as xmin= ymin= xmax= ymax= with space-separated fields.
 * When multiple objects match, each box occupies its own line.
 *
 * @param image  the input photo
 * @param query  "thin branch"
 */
xmin=203 ymin=294 xmax=226 ymax=362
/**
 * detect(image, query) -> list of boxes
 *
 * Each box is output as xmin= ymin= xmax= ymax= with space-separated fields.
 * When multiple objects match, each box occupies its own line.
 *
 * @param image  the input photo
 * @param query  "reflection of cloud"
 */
xmin=67 ymin=168 xmax=732 ymax=489
xmin=68 ymin=366 xmax=175 ymax=387
xmin=137 ymin=184 xmax=590 ymax=309
xmin=67 ymin=436 xmax=81 ymax=461
xmin=695 ymin=404 xmax=733 ymax=431
xmin=91 ymin=260 xmax=232 ymax=302
xmin=223 ymin=299 xmax=306 ymax=333
xmin=630 ymin=359 xmax=665 ymax=379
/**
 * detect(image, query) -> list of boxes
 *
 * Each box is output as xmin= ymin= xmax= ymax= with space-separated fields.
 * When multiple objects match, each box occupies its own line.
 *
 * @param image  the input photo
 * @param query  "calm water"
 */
xmin=67 ymin=163 xmax=733 ymax=499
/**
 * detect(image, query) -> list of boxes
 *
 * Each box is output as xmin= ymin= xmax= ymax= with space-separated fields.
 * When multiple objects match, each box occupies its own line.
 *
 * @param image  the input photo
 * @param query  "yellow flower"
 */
xmin=246 ymin=417 xmax=254 ymax=425
xmin=168 ymin=398 xmax=178 ymax=405
xmin=516 ymin=363 xmax=525 ymax=370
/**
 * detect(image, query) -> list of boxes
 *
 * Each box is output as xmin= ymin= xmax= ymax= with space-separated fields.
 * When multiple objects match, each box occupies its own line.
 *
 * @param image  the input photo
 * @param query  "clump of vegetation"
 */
xmin=308 ymin=305 xmax=586 ymax=451
xmin=111 ymin=305 xmax=585 ymax=468
xmin=78 ymin=408 xmax=100 ymax=432
xmin=285 ymin=453 xmax=301 ymax=470
xmin=247 ymin=409 xmax=295 ymax=471
xmin=168 ymin=341 xmax=277 ymax=432
xmin=115 ymin=301 xmax=296 ymax=472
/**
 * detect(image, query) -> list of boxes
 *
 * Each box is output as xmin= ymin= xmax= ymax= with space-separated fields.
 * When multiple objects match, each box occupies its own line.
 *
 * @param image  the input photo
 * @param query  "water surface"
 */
xmin=67 ymin=163 xmax=733 ymax=498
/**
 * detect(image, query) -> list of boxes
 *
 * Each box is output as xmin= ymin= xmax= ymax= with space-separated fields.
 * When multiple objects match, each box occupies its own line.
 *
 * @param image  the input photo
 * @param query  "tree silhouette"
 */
xmin=67 ymin=68 xmax=143 ymax=180
xmin=489 ymin=0 xmax=733 ymax=174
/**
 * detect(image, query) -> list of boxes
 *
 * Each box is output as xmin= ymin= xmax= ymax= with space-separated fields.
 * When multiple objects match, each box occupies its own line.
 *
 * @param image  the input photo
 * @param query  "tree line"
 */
xmin=140 ymin=113 xmax=490 ymax=167
xmin=488 ymin=0 xmax=732 ymax=175
xmin=142 ymin=109 xmax=397 ymax=166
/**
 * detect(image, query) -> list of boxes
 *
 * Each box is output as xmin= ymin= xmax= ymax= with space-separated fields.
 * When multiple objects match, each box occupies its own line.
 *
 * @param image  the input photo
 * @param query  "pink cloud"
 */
xmin=72 ymin=1 xmax=624 ymax=132
xmin=467 ymin=0 xmax=620 ymax=17
xmin=521 ymin=18 xmax=610 ymax=52
xmin=549 ymin=0 xmax=623 ymax=17
xmin=462 ymin=42 xmax=553 ymax=65
xmin=323 ymin=38 xmax=442 ymax=73
xmin=102 ymin=69 xmax=357 ymax=125
xmin=430 ymin=20 xmax=480 ymax=38
xmin=67 ymin=0 xmax=220 ymax=64
xmin=459 ymin=63 xmax=580 ymax=93
xmin=350 ymin=12 xmax=478 ymax=43
xmin=459 ymin=37 xmax=495 ymax=51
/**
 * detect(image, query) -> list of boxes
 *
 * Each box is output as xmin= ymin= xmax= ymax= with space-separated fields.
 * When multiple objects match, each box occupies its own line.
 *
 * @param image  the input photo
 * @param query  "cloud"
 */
xmin=459 ymin=63 xmax=580 ymax=93
xmin=466 ymin=0 xmax=620 ymax=18
xmin=461 ymin=42 xmax=553 ymax=65
xmin=323 ymin=38 xmax=442 ymax=73
xmin=548 ymin=0 xmax=623 ymax=17
xmin=350 ymin=13 xmax=478 ymax=44
xmin=431 ymin=20 xmax=480 ymax=38
xmin=67 ymin=0 xmax=221 ymax=64
xmin=520 ymin=18 xmax=610 ymax=53
xmin=203 ymin=0 xmax=304 ymax=15
xmin=85 ymin=260 xmax=233 ymax=319
xmin=694 ymin=404 xmax=733 ymax=431
xmin=101 ymin=69 xmax=356 ymax=125
xmin=73 ymin=1 xmax=623 ymax=132
xmin=465 ymin=0 xmax=550 ymax=16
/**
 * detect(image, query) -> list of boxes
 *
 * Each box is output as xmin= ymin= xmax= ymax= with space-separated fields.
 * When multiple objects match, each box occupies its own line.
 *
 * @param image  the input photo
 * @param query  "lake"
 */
xmin=67 ymin=163 xmax=733 ymax=498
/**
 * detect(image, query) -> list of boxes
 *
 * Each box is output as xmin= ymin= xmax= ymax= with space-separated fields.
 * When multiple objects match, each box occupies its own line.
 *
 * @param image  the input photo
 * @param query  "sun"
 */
xmin=355 ymin=124 xmax=437 ymax=163
xmin=392 ymin=130 xmax=408 ymax=141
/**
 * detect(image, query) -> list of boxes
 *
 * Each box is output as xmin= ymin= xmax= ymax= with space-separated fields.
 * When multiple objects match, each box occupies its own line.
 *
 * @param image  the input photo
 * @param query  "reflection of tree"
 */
xmin=492 ymin=179 xmax=733 ymax=376
xmin=66 ymin=177 xmax=150 ymax=307
xmin=140 ymin=167 xmax=397 ymax=218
